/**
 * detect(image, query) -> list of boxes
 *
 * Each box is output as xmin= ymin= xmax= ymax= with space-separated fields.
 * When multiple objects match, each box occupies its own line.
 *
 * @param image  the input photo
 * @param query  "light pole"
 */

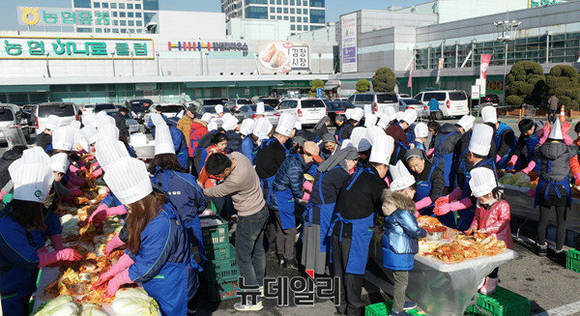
xmin=494 ymin=20 xmax=521 ymax=105
xmin=45 ymin=52 xmax=51 ymax=78
xmin=130 ymin=52 xmax=135 ymax=77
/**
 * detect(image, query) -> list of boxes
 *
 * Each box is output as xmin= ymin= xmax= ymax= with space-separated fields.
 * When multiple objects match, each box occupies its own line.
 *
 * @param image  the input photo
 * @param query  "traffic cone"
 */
xmin=560 ymin=105 xmax=566 ymax=122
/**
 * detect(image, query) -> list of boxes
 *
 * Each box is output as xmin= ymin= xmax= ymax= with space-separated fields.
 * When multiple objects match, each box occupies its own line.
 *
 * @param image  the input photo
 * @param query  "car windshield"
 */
xmin=330 ymin=102 xmax=353 ymax=111
xmin=424 ymin=93 xmax=446 ymax=101
xmin=301 ymin=100 xmax=325 ymax=108
xmin=158 ymin=105 xmax=183 ymax=113
xmin=377 ymin=94 xmax=397 ymax=103
xmin=237 ymin=99 xmax=252 ymax=105
xmin=94 ymin=104 xmax=116 ymax=112
xmin=449 ymin=92 xmax=467 ymax=100
xmin=203 ymin=99 xmax=224 ymax=106
xmin=354 ymin=94 xmax=373 ymax=104
xmin=249 ymin=105 xmax=275 ymax=112
xmin=203 ymin=106 xmax=230 ymax=114
xmin=38 ymin=103 xmax=75 ymax=118
xmin=0 ymin=108 xmax=14 ymax=121
xmin=261 ymin=99 xmax=279 ymax=107
xmin=401 ymin=99 xmax=422 ymax=105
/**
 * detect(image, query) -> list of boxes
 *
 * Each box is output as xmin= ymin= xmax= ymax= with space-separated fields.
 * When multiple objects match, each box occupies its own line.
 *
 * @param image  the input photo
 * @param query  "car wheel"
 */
xmin=435 ymin=111 xmax=443 ymax=120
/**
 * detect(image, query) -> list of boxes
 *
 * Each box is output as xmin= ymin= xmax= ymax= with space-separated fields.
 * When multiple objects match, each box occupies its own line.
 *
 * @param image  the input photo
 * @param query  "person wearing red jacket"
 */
xmin=570 ymin=122 xmax=580 ymax=186
xmin=189 ymin=113 xmax=211 ymax=176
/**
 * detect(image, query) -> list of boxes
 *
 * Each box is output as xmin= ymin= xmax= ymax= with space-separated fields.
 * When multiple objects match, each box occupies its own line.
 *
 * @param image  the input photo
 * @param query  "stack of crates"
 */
xmin=200 ymin=215 xmax=240 ymax=302
xmin=464 ymin=286 xmax=531 ymax=316
xmin=566 ymin=249 xmax=580 ymax=273
xmin=365 ymin=302 xmax=425 ymax=316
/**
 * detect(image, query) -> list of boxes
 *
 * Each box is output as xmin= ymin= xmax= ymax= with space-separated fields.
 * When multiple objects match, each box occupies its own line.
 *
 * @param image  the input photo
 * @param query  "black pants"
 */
xmin=332 ymin=235 xmax=365 ymax=316
xmin=273 ymin=211 xmax=297 ymax=261
xmin=429 ymin=111 xmax=437 ymax=121
xmin=537 ymin=205 xmax=567 ymax=250
xmin=188 ymin=157 xmax=198 ymax=178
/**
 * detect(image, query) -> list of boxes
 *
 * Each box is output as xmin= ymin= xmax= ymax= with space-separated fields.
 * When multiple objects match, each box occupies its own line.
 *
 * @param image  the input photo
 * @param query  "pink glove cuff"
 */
xmin=0 ymin=189 xmax=5 ymax=201
xmin=69 ymin=164 xmax=80 ymax=173
xmin=50 ymin=234 xmax=65 ymax=251
xmin=426 ymin=148 xmax=435 ymax=157
xmin=564 ymin=133 xmax=573 ymax=146
xmin=496 ymin=154 xmax=502 ymax=163
xmin=107 ymin=269 xmax=133 ymax=297
xmin=302 ymin=181 xmax=313 ymax=193
xmin=106 ymin=234 xmax=125 ymax=255
xmin=522 ymin=161 xmax=536 ymax=175
xmin=37 ymin=251 xmax=59 ymax=267
xmin=575 ymin=173 xmax=580 ymax=181
xmin=106 ymin=205 xmax=127 ymax=217
xmin=301 ymin=192 xmax=310 ymax=202
xmin=509 ymin=155 xmax=518 ymax=165
xmin=92 ymin=168 xmax=103 ymax=178
xmin=415 ymin=197 xmax=432 ymax=211
xmin=449 ymin=198 xmax=473 ymax=212
xmin=109 ymin=254 xmax=135 ymax=275
xmin=449 ymin=187 xmax=463 ymax=201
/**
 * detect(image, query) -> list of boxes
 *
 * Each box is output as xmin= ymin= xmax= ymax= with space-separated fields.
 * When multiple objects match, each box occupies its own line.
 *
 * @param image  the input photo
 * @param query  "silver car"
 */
xmin=233 ymin=104 xmax=279 ymax=126
xmin=0 ymin=104 xmax=29 ymax=142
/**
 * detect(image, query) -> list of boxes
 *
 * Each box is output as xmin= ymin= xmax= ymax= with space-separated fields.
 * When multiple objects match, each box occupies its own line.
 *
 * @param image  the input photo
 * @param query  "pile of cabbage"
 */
xmin=499 ymin=172 xmax=536 ymax=188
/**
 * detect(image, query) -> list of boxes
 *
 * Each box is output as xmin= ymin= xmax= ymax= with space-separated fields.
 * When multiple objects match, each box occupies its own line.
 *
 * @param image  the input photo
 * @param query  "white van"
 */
xmin=35 ymin=102 xmax=79 ymax=134
xmin=277 ymin=98 xmax=327 ymax=126
xmin=414 ymin=90 xmax=469 ymax=119
xmin=348 ymin=92 xmax=399 ymax=115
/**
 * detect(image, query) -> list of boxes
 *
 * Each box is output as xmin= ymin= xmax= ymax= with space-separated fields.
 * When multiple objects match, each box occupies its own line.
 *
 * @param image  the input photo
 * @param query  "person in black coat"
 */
xmin=0 ymin=145 xmax=26 ymax=196
xmin=112 ymin=107 xmax=130 ymax=143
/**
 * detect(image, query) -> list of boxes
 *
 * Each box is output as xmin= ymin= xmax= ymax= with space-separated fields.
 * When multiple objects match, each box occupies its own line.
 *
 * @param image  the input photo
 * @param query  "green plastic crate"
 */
xmin=201 ymin=215 xmax=229 ymax=246
xmin=204 ymin=257 xmax=240 ymax=281
xmin=206 ymin=276 xmax=240 ymax=302
xmin=470 ymin=286 xmax=530 ymax=316
xmin=365 ymin=302 xmax=424 ymax=316
xmin=204 ymin=242 xmax=235 ymax=261
xmin=566 ymin=249 xmax=580 ymax=273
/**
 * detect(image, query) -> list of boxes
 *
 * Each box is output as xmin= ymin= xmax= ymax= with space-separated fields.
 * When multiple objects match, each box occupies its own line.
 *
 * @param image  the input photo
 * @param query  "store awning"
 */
xmin=324 ymin=80 xmax=341 ymax=90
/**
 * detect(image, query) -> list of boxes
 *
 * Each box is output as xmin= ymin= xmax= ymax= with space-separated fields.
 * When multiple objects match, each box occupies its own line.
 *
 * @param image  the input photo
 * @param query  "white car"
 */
xmin=0 ymin=104 xmax=29 ymax=142
xmin=143 ymin=103 xmax=185 ymax=127
xmin=35 ymin=102 xmax=79 ymax=134
xmin=414 ymin=90 xmax=469 ymax=119
xmin=348 ymin=92 xmax=399 ymax=115
xmin=277 ymin=98 xmax=327 ymax=126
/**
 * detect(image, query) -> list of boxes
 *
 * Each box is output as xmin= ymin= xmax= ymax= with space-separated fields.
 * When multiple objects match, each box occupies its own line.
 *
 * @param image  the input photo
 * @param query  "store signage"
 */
xmin=0 ymin=36 xmax=154 ymax=59
xmin=471 ymin=85 xmax=480 ymax=100
xmin=529 ymin=0 xmax=559 ymax=8
xmin=257 ymin=41 xmax=310 ymax=74
xmin=17 ymin=7 xmax=110 ymax=27
xmin=167 ymin=41 xmax=248 ymax=52
xmin=341 ymin=13 xmax=357 ymax=73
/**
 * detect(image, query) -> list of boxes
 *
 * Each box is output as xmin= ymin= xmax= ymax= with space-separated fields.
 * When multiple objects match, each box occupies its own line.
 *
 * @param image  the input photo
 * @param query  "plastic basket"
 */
xmin=204 ymin=257 xmax=240 ymax=281
xmin=204 ymin=242 xmax=235 ymax=261
xmin=201 ymin=215 xmax=229 ymax=246
xmin=206 ymin=276 xmax=240 ymax=302
xmin=567 ymin=248 xmax=580 ymax=273
xmin=473 ymin=286 xmax=530 ymax=316
xmin=364 ymin=302 xmax=424 ymax=316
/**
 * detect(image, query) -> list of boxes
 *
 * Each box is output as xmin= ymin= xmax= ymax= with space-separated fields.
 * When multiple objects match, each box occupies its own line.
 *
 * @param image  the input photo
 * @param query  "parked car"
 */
xmin=333 ymin=98 xmax=349 ymax=102
xmin=348 ymin=92 xmax=399 ymax=114
xmin=481 ymin=94 xmax=501 ymax=105
xmin=94 ymin=103 xmax=117 ymax=114
xmin=327 ymin=101 xmax=355 ymax=125
xmin=125 ymin=99 xmax=154 ymax=123
xmin=0 ymin=104 xmax=31 ymax=142
xmin=19 ymin=105 xmax=36 ymax=136
xmin=227 ymin=98 xmax=253 ymax=111
xmin=233 ymin=104 xmax=279 ymax=126
xmin=414 ymin=90 xmax=469 ymax=119
xmin=258 ymin=97 xmax=280 ymax=109
xmin=123 ymin=111 xmax=140 ymax=134
xmin=143 ymin=103 xmax=185 ymax=129
xmin=201 ymin=98 xmax=227 ymax=106
xmin=35 ymin=102 xmax=78 ymax=134
xmin=80 ymin=104 xmax=95 ymax=114
xmin=399 ymin=98 xmax=428 ymax=118
xmin=277 ymin=98 xmax=327 ymax=126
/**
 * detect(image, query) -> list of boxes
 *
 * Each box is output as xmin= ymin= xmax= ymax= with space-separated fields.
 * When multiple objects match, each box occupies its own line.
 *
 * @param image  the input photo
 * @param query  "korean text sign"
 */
xmin=18 ymin=7 xmax=111 ymax=27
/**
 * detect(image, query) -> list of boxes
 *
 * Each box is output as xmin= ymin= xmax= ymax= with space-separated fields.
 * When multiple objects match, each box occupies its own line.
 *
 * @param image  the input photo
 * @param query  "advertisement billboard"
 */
xmin=256 ymin=41 xmax=310 ymax=74
xmin=18 ymin=7 xmax=111 ymax=27
xmin=340 ymin=13 xmax=357 ymax=73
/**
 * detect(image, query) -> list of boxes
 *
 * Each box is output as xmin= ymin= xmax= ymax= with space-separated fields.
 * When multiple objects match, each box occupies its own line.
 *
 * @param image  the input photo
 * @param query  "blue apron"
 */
xmin=414 ymin=163 xmax=436 ymax=216
xmin=495 ymin=122 xmax=517 ymax=170
xmin=393 ymin=141 xmax=409 ymax=164
xmin=274 ymin=190 xmax=296 ymax=230
xmin=327 ymin=168 xmax=375 ymax=275
xmin=535 ymin=160 xmax=571 ymax=209
xmin=406 ymin=124 xmax=416 ymax=144
xmin=304 ymin=169 xmax=337 ymax=251
xmin=412 ymin=141 xmax=426 ymax=151
xmin=433 ymin=132 xmax=457 ymax=187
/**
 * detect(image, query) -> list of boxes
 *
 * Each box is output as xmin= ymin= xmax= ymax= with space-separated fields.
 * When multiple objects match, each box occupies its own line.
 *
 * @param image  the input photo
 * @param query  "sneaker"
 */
xmin=234 ymin=300 xmax=263 ymax=312
xmin=537 ymin=243 xmax=548 ymax=256
xmin=402 ymin=301 xmax=417 ymax=311
xmin=277 ymin=255 xmax=285 ymax=266
xmin=285 ymin=259 xmax=299 ymax=270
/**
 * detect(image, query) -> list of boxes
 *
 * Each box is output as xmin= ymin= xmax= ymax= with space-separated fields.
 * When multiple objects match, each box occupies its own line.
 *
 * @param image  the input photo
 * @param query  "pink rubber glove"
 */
xmin=434 ymin=198 xmax=472 ymax=216
xmin=415 ymin=197 xmax=432 ymax=211
xmin=301 ymin=192 xmax=310 ymax=202
xmin=50 ymin=234 xmax=65 ymax=251
xmin=496 ymin=154 xmax=502 ymax=163
xmin=426 ymin=148 xmax=435 ymax=157
xmin=105 ymin=233 xmax=125 ymax=255
xmin=0 ymin=189 xmax=5 ymax=201
xmin=539 ymin=122 xmax=551 ymax=145
xmin=302 ymin=181 xmax=313 ymax=193
xmin=521 ymin=161 xmax=536 ymax=175
xmin=448 ymin=187 xmax=463 ymax=201
xmin=69 ymin=164 xmax=80 ymax=173
xmin=106 ymin=269 xmax=133 ymax=297
xmin=106 ymin=205 xmax=127 ymax=217
xmin=92 ymin=167 xmax=103 ymax=178
xmin=93 ymin=254 xmax=134 ymax=290
xmin=88 ymin=204 xmax=109 ymax=224
xmin=38 ymin=248 xmax=82 ymax=267
xmin=507 ymin=155 xmax=518 ymax=168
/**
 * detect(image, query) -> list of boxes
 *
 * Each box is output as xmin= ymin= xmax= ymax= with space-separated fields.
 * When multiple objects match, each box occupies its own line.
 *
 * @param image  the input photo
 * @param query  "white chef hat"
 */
xmin=389 ymin=160 xmax=416 ymax=191
xmin=150 ymin=113 xmax=166 ymax=127
xmin=456 ymin=115 xmax=476 ymax=132
xmin=9 ymin=158 xmax=54 ymax=203
xmin=365 ymin=114 xmax=378 ymax=127
xmin=239 ymin=119 xmax=255 ymax=136
xmin=97 ymin=111 xmax=116 ymax=127
xmin=469 ymin=167 xmax=497 ymax=197
xmin=402 ymin=109 xmax=418 ymax=125
xmin=45 ymin=115 xmax=60 ymax=131
xmin=350 ymin=108 xmax=364 ymax=122
xmin=70 ymin=120 xmax=81 ymax=130
xmin=468 ymin=123 xmax=494 ymax=156
xmin=481 ymin=106 xmax=497 ymax=124
xmin=154 ymin=124 xmax=175 ymax=155
xmin=255 ymin=102 xmax=265 ymax=115
xmin=99 ymin=124 xmax=119 ymax=140
xmin=358 ymin=137 xmax=372 ymax=152
xmin=3 ymin=126 xmax=27 ymax=149
xmin=340 ymin=139 xmax=353 ymax=150
xmin=201 ymin=113 xmax=212 ymax=123
xmin=369 ymin=134 xmax=394 ymax=165
xmin=104 ymin=157 xmax=153 ymax=205
xmin=395 ymin=111 xmax=405 ymax=122
xmin=208 ymin=120 xmax=218 ymax=131
xmin=95 ymin=138 xmax=130 ymax=171
xmin=23 ymin=146 xmax=51 ymax=165
xmin=344 ymin=108 xmax=353 ymax=120
xmin=383 ymin=106 xmax=397 ymax=123
xmin=548 ymin=119 xmax=563 ymax=140
xmin=349 ymin=127 xmax=368 ymax=149
xmin=215 ymin=104 xmax=224 ymax=114
xmin=52 ymin=126 xmax=75 ymax=151
xmin=222 ymin=116 xmax=239 ymax=132
xmin=377 ymin=117 xmax=390 ymax=130
xmin=275 ymin=112 xmax=297 ymax=137
xmin=81 ymin=126 xmax=99 ymax=145
xmin=367 ymin=126 xmax=386 ymax=145
xmin=50 ymin=152 xmax=70 ymax=174
xmin=223 ymin=113 xmax=234 ymax=121
xmin=414 ymin=122 xmax=429 ymax=138
xmin=253 ymin=118 xmax=273 ymax=140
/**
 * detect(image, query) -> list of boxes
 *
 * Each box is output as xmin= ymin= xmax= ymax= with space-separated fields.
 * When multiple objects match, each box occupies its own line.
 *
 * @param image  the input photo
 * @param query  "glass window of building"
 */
xmin=128 ymin=21 xmax=134 ymax=26
xmin=136 ymin=4 xmax=141 ymax=9
xmin=277 ymin=0 xmax=281 ymax=4
xmin=245 ymin=6 xmax=268 ymax=19
xmin=247 ymin=0 xmax=267 ymax=3
xmin=143 ymin=0 xmax=159 ymax=10
xmin=95 ymin=28 xmax=102 ymax=33
xmin=304 ymin=17 xmax=308 ymax=22
xmin=291 ymin=16 xmax=295 ymax=22
xmin=310 ymin=0 xmax=324 ymax=7
xmin=136 ymin=21 xmax=142 ymax=26
xmin=127 ymin=4 xmax=134 ymax=9
xmin=277 ymin=7 xmax=282 ymax=13
xmin=310 ymin=9 xmax=324 ymax=24
xmin=120 ymin=20 xmax=126 ymax=26
xmin=284 ymin=0 xmax=288 ymax=4
xmin=303 ymin=0 xmax=308 ymax=5
xmin=297 ymin=8 xmax=301 ymax=14
xmin=144 ymin=12 xmax=156 ymax=24
xmin=120 ymin=12 xmax=126 ymax=17
xmin=297 ymin=16 xmax=302 ymax=22
xmin=291 ymin=25 xmax=295 ymax=30
xmin=297 ymin=25 xmax=302 ymax=31
xmin=129 ymin=29 xmax=134 ymax=33
xmin=270 ymin=0 xmax=275 ymax=3
xmin=277 ymin=16 xmax=281 ymax=20
xmin=136 ymin=12 xmax=142 ymax=17
xmin=284 ymin=16 xmax=288 ymax=20
xmin=102 ymin=3 xmax=108 ymax=8
xmin=74 ymin=0 xmax=91 ymax=8
xmin=113 ymin=11 xmax=117 ymax=17
xmin=128 ymin=12 xmax=134 ymax=17
xmin=291 ymin=8 xmax=295 ymax=13
xmin=94 ymin=2 xmax=101 ymax=8
xmin=137 ymin=29 xmax=143 ymax=33
xmin=270 ymin=16 xmax=275 ymax=19
xmin=121 ymin=29 xmax=126 ymax=33
xmin=77 ymin=27 xmax=92 ymax=32
xmin=284 ymin=8 xmax=288 ymax=13
xmin=111 ymin=3 xmax=116 ymax=8
xmin=304 ymin=25 xmax=308 ymax=31
xmin=119 ymin=3 xmax=125 ymax=9
xmin=113 ymin=20 xmax=118 ymax=25
xmin=291 ymin=0 xmax=295 ymax=4
xmin=113 ymin=29 xmax=119 ymax=33
xmin=270 ymin=7 xmax=275 ymax=12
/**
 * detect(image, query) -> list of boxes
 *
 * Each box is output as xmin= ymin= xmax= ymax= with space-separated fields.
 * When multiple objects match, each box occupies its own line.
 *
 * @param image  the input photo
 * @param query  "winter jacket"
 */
xmin=433 ymin=123 xmax=463 ymax=154
xmin=177 ymin=115 xmax=195 ymax=147
xmin=412 ymin=160 xmax=445 ymax=202
xmin=535 ymin=141 xmax=577 ymax=182
xmin=0 ymin=150 xmax=21 ymax=189
xmin=495 ymin=122 xmax=517 ymax=157
xmin=36 ymin=132 xmax=52 ymax=152
xmin=269 ymin=153 xmax=308 ymax=211
xmin=111 ymin=111 xmax=129 ymax=140
xmin=428 ymin=98 xmax=439 ymax=112
xmin=380 ymin=190 xmax=427 ymax=270
xmin=188 ymin=120 xmax=209 ymax=158
xmin=548 ymin=95 xmax=559 ymax=111
xmin=225 ymin=131 xmax=242 ymax=154
xmin=241 ymin=135 xmax=258 ymax=165
xmin=309 ymin=164 xmax=350 ymax=205
xmin=470 ymin=199 xmax=513 ymax=249
xmin=386 ymin=123 xmax=408 ymax=146
xmin=197 ymin=145 xmax=226 ymax=189
xmin=255 ymin=137 xmax=287 ymax=179
xmin=570 ymin=139 xmax=580 ymax=178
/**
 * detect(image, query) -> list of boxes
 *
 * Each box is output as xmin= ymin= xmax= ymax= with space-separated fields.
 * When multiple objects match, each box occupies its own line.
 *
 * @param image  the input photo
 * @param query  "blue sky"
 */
xmin=1 ymin=0 xmax=429 ymax=30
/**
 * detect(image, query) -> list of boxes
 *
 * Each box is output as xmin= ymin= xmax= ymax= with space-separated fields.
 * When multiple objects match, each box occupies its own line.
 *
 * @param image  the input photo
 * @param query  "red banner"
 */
xmin=480 ymin=54 xmax=492 ymax=79
xmin=408 ymin=61 xmax=414 ymax=88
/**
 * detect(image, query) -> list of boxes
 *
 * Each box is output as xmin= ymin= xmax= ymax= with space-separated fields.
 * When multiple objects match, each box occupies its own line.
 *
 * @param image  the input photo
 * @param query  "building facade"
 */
xmin=72 ymin=0 xmax=159 ymax=34
xmin=221 ymin=0 xmax=325 ymax=35
xmin=227 ymin=18 xmax=291 ymax=40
